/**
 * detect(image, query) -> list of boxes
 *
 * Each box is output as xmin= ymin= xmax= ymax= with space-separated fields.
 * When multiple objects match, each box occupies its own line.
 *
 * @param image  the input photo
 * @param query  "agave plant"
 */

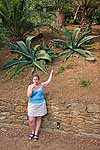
xmin=38 ymin=40 xmax=58 ymax=60
xmin=52 ymin=27 xmax=97 ymax=61
xmin=1 ymin=36 xmax=52 ymax=77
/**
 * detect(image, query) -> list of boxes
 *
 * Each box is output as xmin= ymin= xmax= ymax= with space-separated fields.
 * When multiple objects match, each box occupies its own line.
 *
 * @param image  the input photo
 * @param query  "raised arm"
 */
xmin=42 ymin=69 xmax=53 ymax=87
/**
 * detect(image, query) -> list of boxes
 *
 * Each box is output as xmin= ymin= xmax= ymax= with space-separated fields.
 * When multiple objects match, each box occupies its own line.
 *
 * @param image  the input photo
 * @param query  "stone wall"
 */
xmin=42 ymin=101 xmax=100 ymax=137
xmin=0 ymin=98 xmax=100 ymax=137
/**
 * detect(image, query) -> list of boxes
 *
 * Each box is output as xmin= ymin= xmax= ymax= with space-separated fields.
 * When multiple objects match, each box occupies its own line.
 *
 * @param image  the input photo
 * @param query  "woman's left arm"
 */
xmin=42 ymin=69 xmax=53 ymax=87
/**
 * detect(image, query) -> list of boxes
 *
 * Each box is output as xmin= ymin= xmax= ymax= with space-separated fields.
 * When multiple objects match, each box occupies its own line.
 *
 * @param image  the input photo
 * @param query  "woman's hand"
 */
xmin=27 ymin=84 xmax=34 ymax=97
xmin=51 ymin=69 xmax=53 ymax=74
xmin=42 ymin=68 xmax=54 ymax=87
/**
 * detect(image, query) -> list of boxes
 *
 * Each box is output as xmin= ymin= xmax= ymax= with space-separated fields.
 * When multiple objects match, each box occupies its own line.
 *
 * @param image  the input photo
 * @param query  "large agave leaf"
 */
xmin=73 ymin=48 xmax=93 ymax=57
xmin=34 ymin=44 xmax=41 ymax=51
xmin=77 ymin=35 xmax=98 ymax=48
xmin=72 ymin=28 xmax=81 ymax=48
xmin=58 ymin=51 xmax=67 ymax=57
xmin=33 ymin=61 xmax=47 ymax=73
xmin=36 ymin=50 xmax=52 ymax=62
xmin=47 ymin=51 xmax=58 ymax=59
xmin=26 ymin=36 xmax=36 ymax=52
xmin=9 ymin=42 xmax=20 ymax=50
xmin=64 ymin=51 xmax=75 ymax=61
xmin=63 ymin=27 xmax=72 ymax=45
xmin=2 ymin=59 xmax=31 ymax=69
xmin=7 ymin=64 xmax=26 ymax=77
xmin=80 ymin=30 xmax=90 ymax=37
xmin=41 ymin=47 xmax=58 ymax=58
xmin=52 ymin=39 xmax=67 ymax=48
xmin=16 ymin=41 xmax=29 ymax=54
xmin=9 ymin=43 xmax=32 ymax=59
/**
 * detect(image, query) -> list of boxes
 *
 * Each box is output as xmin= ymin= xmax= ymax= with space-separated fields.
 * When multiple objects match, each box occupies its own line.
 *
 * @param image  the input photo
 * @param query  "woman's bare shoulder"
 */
xmin=28 ymin=84 xmax=34 ymax=89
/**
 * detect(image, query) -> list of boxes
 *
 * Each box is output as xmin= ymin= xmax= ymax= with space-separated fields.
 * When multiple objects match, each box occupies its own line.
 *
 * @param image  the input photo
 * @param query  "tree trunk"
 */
xmin=80 ymin=17 xmax=92 ymax=32
xmin=56 ymin=9 xmax=65 ymax=29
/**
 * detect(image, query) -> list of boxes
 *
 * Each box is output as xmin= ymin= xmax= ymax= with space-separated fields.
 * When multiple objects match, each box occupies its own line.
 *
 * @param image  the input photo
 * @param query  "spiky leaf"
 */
xmin=52 ymin=39 xmax=67 ymax=47
xmin=2 ymin=59 xmax=31 ymax=69
xmin=72 ymin=28 xmax=81 ymax=48
xmin=37 ymin=50 xmax=52 ymax=62
xmin=33 ymin=61 xmax=47 ymax=73
xmin=77 ymin=36 xmax=98 ymax=47
xmin=63 ymin=27 xmax=72 ymax=45
xmin=26 ymin=36 xmax=36 ymax=52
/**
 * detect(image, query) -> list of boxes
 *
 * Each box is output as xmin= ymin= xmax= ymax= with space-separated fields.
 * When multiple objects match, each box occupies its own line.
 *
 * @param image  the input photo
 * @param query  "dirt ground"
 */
xmin=0 ymin=25 xmax=100 ymax=150
xmin=0 ymin=124 xmax=100 ymax=150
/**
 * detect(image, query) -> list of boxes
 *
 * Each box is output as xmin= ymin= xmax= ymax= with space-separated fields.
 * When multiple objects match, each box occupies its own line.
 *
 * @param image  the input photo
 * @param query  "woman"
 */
xmin=27 ymin=69 xmax=53 ymax=141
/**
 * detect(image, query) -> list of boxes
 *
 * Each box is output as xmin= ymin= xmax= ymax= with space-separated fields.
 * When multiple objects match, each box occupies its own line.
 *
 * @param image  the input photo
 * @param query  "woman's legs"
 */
xmin=28 ymin=116 xmax=42 ymax=140
xmin=34 ymin=117 xmax=42 ymax=135
xmin=28 ymin=116 xmax=36 ymax=134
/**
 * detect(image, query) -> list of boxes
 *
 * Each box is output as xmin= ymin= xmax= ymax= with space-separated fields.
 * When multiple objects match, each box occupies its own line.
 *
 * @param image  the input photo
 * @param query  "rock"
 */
xmin=71 ymin=103 xmax=86 ymax=113
xmin=18 ymin=116 xmax=27 ymax=120
xmin=0 ymin=116 xmax=7 ymax=120
xmin=85 ymin=56 xmax=96 ymax=62
xmin=15 ymin=105 xmax=26 ymax=113
xmin=72 ymin=110 xmax=80 ymax=116
xmin=1 ymin=128 xmax=7 ymax=132
xmin=87 ymin=104 xmax=100 ymax=113
xmin=65 ymin=104 xmax=71 ymax=108
xmin=0 ymin=112 xmax=10 ymax=116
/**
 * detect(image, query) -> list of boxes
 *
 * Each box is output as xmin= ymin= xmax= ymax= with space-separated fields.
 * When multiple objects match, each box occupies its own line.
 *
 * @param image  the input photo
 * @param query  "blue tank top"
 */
xmin=28 ymin=85 xmax=45 ymax=104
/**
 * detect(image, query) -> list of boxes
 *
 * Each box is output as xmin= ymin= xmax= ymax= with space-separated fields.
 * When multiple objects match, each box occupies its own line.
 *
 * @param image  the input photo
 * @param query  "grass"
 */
xmin=79 ymin=79 xmax=91 ymax=87
xmin=58 ymin=66 xmax=65 ymax=74
xmin=65 ymin=63 xmax=74 ymax=69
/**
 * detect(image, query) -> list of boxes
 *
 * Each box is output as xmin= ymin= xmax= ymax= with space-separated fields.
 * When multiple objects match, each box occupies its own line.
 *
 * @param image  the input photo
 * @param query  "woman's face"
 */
xmin=32 ymin=76 xmax=40 ymax=85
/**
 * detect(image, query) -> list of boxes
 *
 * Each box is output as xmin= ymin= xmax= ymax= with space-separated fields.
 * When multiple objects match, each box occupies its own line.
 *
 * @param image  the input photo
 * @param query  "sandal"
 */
xmin=28 ymin=133 xmax=34 ymax=140
xmin=33 ymin=135 xmax=39 ymax=141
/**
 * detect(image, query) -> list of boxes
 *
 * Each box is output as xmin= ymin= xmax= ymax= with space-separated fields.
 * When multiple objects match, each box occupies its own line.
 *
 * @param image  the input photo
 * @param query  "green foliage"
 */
xmin=39 ymin=40 xmax=58 ymax=60
xmin=28 ymin=0 xmax=73 ymax=27
xmin=52 ymin=27 xmax=97 ymax=61
xmin=58 ymin=66 xmax=65 ymax=73
xmin=0 ymin=0 xmax=35 ymax=40
xmin=65 ymin=62 xmax=74 ymax=69
xmin=93 ymin=8 xmax=100 ymax=24
xmin=79 ymin=79 xmax=91 ymax=87
xmin=1 ymin=36 xmax=53 ymax=77
xmin=73 ymin=0 xmax=100 ymax=28
xmin=0 ymin=24 xmax=9 ymax=46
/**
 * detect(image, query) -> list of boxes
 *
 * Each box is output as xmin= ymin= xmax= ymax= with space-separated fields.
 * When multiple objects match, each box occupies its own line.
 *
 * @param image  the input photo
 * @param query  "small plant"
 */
xmin=65 ymin=62 xmax=74 ymax=69
xmin=58 ymin=66 xmax=65 ymax=74
xmin=52 ymin=27 xmax=98 ymax=61
xmin=79 ymin=79 xmax=91 ymax=87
